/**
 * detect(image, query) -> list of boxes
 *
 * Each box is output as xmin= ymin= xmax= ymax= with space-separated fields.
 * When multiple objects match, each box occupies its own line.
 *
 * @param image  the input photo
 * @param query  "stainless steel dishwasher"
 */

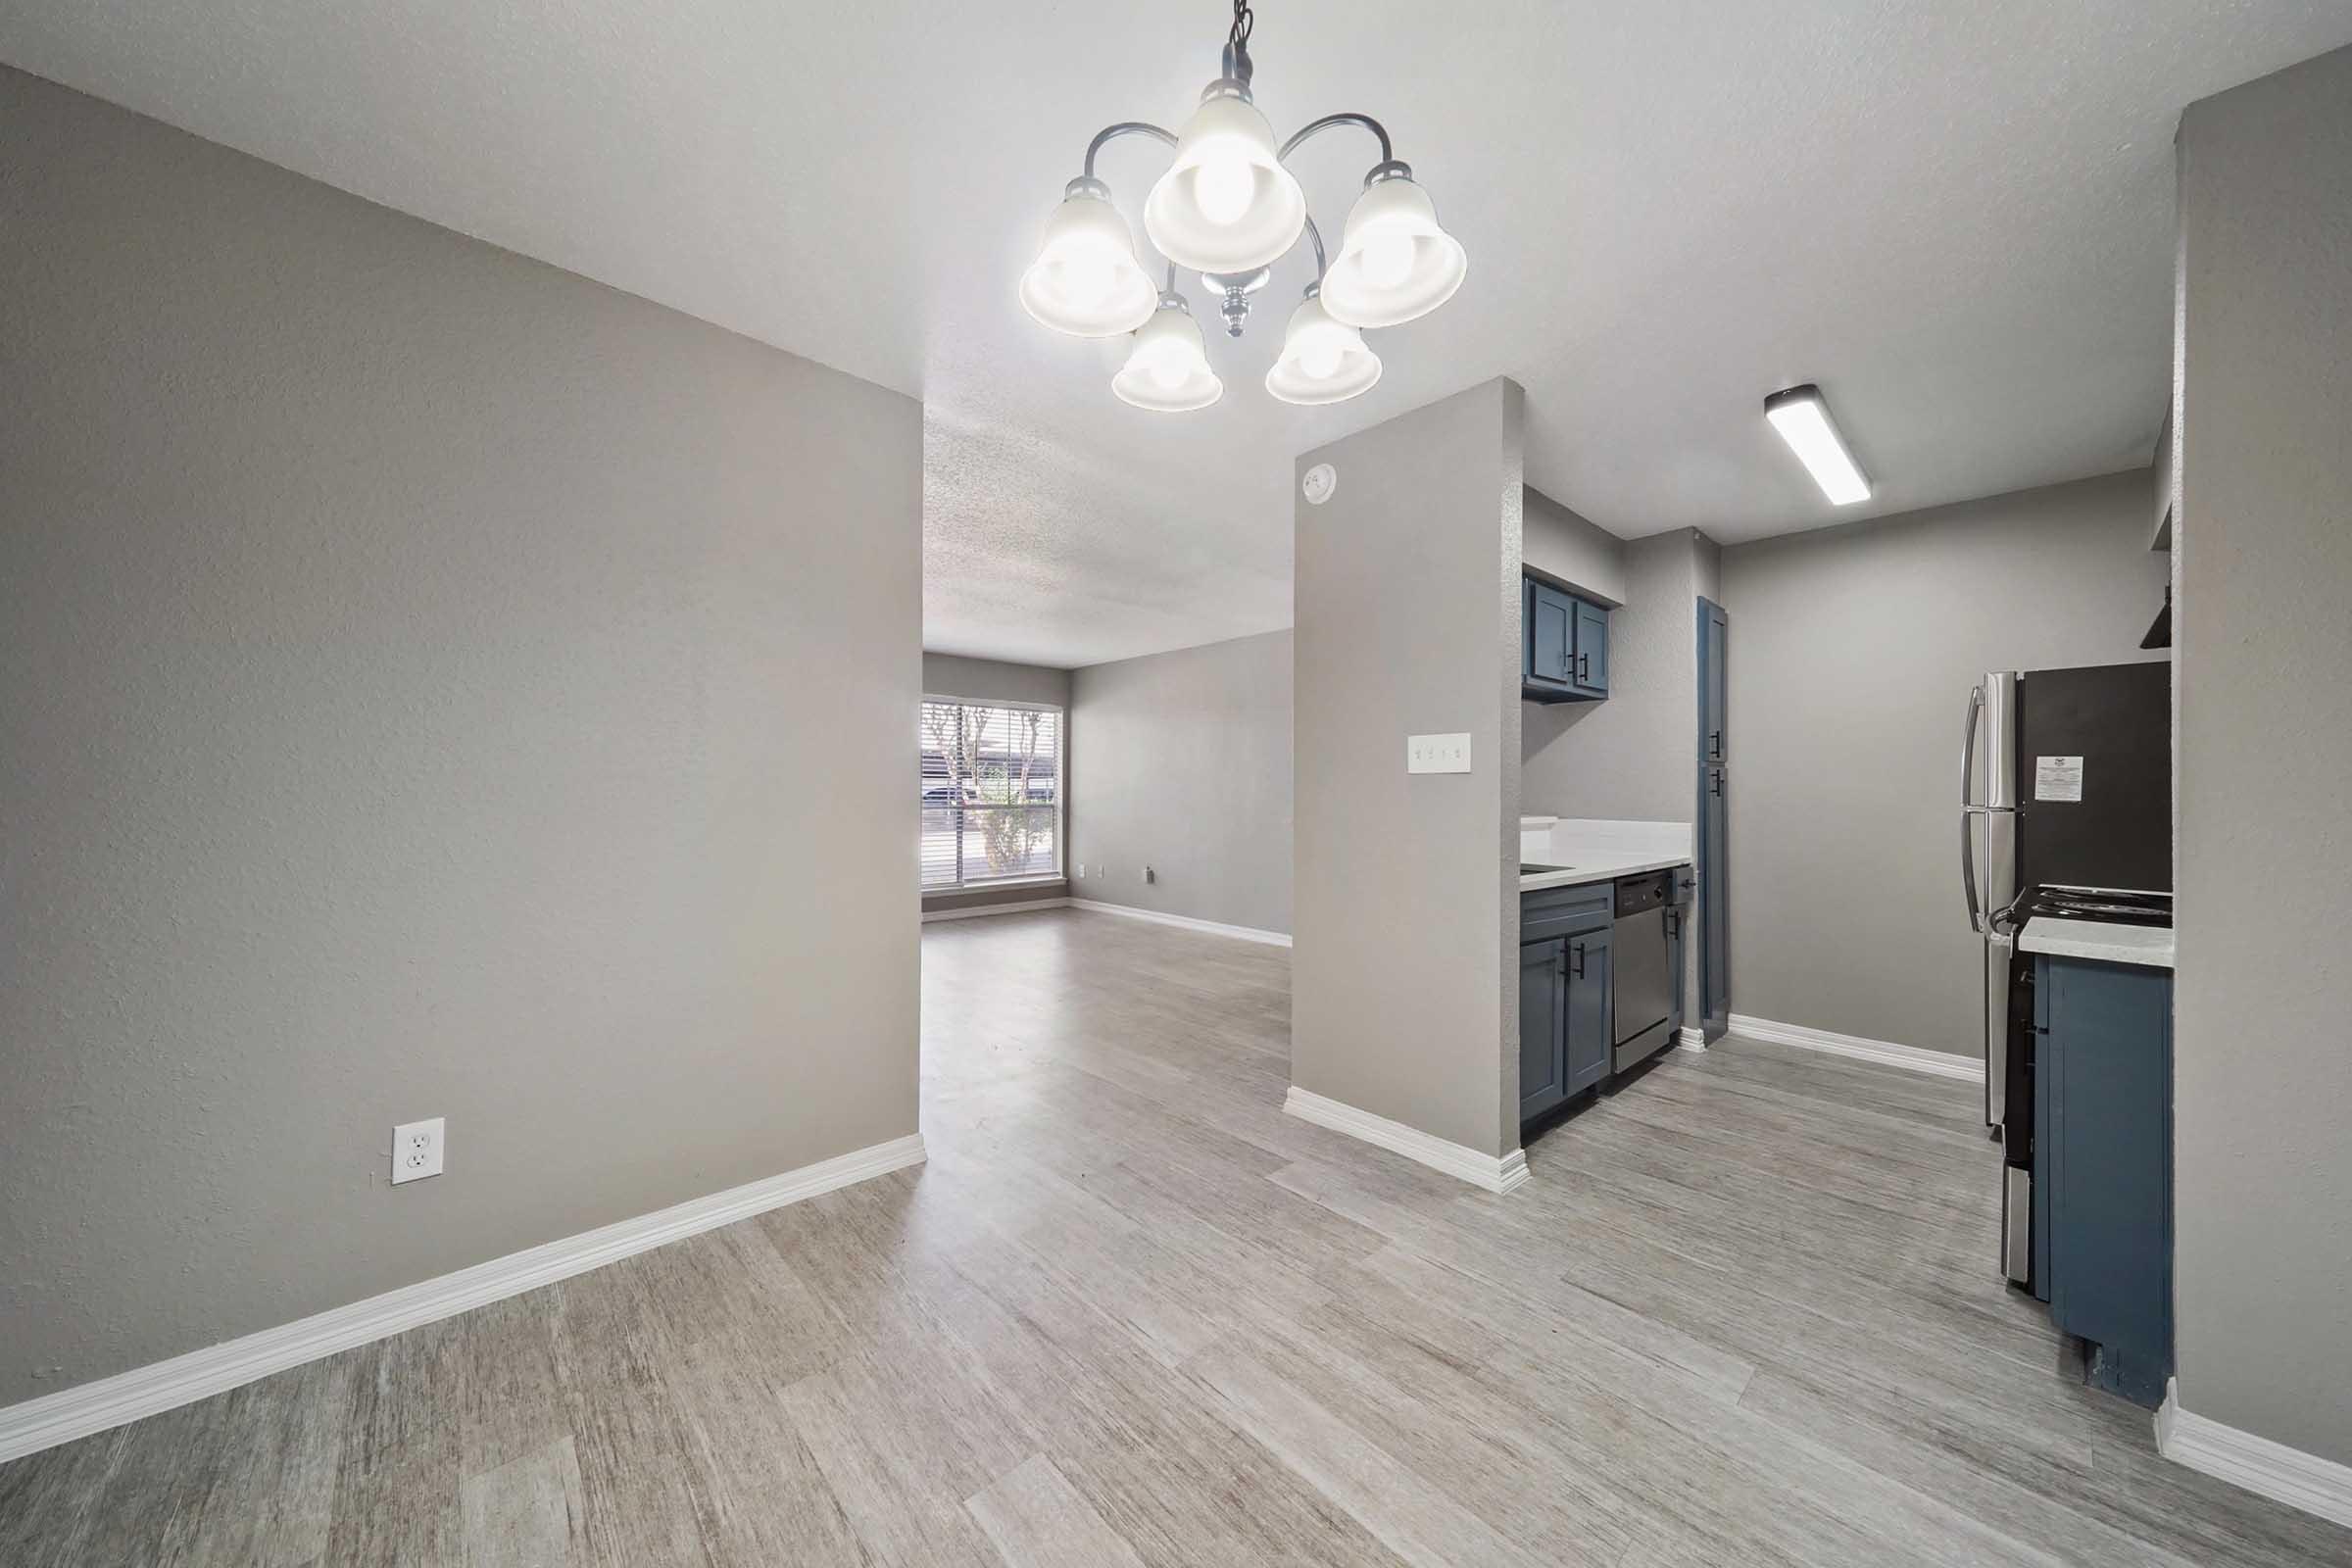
xmin=1612 ymin=870 xmax=1675 ymax=1072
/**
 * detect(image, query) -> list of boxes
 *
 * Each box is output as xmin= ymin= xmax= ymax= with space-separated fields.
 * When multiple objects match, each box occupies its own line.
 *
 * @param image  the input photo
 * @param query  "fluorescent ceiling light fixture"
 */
xmin=1764 ymin=384 xmax=1871 ymax=505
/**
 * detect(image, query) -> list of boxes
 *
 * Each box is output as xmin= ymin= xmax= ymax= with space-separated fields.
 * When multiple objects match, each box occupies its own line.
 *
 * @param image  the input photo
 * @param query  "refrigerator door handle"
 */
xmin=1961 ymin=683 xmax=1985 ymax=933
xmin=1962 ymin=682 xmax=1983 ymax=808
xmin=1962 ymin=810 xmax=1984 ymax=934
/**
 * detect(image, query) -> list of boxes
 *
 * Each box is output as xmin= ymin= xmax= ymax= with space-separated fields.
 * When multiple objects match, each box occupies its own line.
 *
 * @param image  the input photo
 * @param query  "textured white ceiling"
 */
xmin=5 ymin=3 xmax=2347 ymax=667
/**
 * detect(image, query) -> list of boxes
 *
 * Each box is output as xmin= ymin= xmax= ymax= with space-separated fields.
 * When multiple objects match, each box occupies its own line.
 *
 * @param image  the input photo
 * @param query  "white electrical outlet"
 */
xmin=1407 ymin=733 xmax=1473 ymax=773
xmin=392 ymin=1117 xmax=444 ymax=1185
xmin=1076 ymin=862 xmax=1086 ymax=878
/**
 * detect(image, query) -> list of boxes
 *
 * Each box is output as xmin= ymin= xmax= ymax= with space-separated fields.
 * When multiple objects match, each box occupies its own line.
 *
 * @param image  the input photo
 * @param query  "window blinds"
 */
xmin=919 ymin=700 xmax=1062 ymax=888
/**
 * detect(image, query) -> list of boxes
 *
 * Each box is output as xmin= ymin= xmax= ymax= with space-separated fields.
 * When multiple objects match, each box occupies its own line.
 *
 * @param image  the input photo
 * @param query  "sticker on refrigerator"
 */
xmin=2034 ymin=756 xmax=2084 ymax=802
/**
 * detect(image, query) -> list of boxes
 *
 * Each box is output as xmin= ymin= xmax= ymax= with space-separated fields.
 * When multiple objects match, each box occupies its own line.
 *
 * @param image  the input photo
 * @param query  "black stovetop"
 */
xmin=2022 ymin=884 xmax=2173 ymax=928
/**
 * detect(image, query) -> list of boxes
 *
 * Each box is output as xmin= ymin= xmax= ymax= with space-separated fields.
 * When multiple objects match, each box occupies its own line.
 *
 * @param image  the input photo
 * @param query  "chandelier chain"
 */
xmin=1229 ymin=0 xmax=1253 ymax=50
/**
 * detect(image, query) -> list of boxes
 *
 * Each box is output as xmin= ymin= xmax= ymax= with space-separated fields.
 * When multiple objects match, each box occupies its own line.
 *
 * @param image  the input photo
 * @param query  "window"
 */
xmin=920 ymin=698 xmax=1062 ymax=889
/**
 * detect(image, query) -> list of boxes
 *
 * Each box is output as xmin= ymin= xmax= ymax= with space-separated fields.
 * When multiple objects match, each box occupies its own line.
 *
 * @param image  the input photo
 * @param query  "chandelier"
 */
xmin=1018 ymin=0 xmax=1467 ymax=412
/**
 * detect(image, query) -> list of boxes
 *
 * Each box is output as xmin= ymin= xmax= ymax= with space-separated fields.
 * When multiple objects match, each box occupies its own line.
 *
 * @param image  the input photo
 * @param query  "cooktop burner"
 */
xmin=2026 ymin=885 xmax=2173 ymax=927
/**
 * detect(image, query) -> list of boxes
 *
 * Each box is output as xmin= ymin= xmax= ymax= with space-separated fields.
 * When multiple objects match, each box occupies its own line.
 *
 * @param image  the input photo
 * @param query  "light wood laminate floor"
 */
xmin=5 ymin=907 xmax=2347 ymax=1565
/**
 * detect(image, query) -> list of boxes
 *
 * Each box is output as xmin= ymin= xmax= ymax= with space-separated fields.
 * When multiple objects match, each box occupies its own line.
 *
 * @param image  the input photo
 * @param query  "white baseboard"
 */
xmin=1068 ymin=898 xmax=1292 ymax=949
xmin=1283 ymin=1086 xmax=1529 ymax=1194
xmin=1676 ymin=1026 xmax=1708 ymax=1053
xmin=1726 ymin=1012 xmax=1984 ymax=1083
xmin=0 ymin=1132 xmax=927 ymax=1465
xmin=2157 ymin=1378 xmax=2352 ymax=1530
xmin=921 ymin=897 xmax=1071 ymax=922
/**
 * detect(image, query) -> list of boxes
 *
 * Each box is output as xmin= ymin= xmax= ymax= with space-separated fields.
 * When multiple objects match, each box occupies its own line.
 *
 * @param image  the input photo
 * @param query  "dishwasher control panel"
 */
xmin=1614 ymin=869 xmax=1673 ymax=916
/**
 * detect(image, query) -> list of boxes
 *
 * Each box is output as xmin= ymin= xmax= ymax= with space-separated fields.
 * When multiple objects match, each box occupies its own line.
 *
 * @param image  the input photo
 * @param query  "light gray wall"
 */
xmin=1693 ymin=530 xmax=1723 ymax=607
xmin=1719 ymin=470 xmax=2165 ymax=1056
xmin=921 ymin=653 xmax=1072 ymax=710
xmin=1523 ymin=487 xmax=1627 ymax=606
xmin=1066 ymin=630 xmax=1293 ymax=935
xmin=2173 ymin=43 xmax=2352 ymax=1468
xmin=0 ymin=68 xmax=921 ymax=1407
xmin=1294 ymin=380 xmax=1524 ymax=1158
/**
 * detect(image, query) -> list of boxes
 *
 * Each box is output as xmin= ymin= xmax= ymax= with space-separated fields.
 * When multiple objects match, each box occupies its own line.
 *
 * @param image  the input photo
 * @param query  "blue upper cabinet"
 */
xmin=1572 ymin=599 xmax=1609 ymax=695
xmin=1523 ymin=573 xmax=1609 ymax=703
xmin=1525 ymin=578 xmax=1575 ymax=694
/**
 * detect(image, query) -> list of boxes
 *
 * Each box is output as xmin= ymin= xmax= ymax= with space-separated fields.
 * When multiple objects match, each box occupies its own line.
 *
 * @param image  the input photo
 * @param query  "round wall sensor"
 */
xmin=1301 ymin=463 xmax=1338 ymax=506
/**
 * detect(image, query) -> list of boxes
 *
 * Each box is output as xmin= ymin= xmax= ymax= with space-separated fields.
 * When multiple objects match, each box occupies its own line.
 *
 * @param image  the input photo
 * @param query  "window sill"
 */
xmin=921 ymin=875 xmax=1067 ymax=898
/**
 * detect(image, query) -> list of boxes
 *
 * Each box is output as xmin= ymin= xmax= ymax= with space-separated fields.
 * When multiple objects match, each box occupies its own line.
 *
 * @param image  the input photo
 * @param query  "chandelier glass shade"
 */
xmin=1264 ymin=293 xmax=1381 ymax=405
xmin=1112 ymin=299 xmax=1224 ymax=412
xmin=1319 ymin=170 xmax=1467 ymax=328
xmin=1019 ymin=181 xmax=1159 ymax=336
xmin=1143 ymin=87 xmax=1306 ymax=273
xmin=1023 ymin=1 xmax=1463 ymax=412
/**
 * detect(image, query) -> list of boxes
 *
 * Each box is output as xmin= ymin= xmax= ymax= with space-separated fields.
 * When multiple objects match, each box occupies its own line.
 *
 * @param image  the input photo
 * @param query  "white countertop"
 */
xmin=1520 ymin=852 xmax=1692 ymax=891
xmin=2018 ymin=916 xmax=2175 ymax=970
xmin=1520 ymin=817 xmax=1692 ymax=890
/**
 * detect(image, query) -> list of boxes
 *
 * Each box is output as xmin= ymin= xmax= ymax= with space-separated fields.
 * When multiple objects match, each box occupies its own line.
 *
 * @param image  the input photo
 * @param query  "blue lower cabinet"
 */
xmin=1564 ymin=926 xmax=1612 ymax=1094
xmin=1521 ymin=879 xmax=1690 ymax=1128
xmin=1519 ymin=937 xmax=1570 ymax=1122
xmin=1520 ymin=884 xmax=1612 ymax=1125
xmin=2035 ymin=954 xmax=2174 ymax=1408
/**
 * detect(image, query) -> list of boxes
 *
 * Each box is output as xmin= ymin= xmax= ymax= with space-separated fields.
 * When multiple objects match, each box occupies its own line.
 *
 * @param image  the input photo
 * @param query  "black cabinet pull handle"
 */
xmin=1571 ymin=941 xmax=1586 ymax=978
xmin=1709 ymin=772 xmax=1723 ymax=796
xmin=1709 ymin=729 xmax=1722 ymax=759
xmin=1578 ymin=653 xmax=1590 ymax=681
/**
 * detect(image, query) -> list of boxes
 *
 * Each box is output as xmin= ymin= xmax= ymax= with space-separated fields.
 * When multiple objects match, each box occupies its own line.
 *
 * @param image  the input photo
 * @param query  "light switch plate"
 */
xmin=1407 ymin=733 xmax=1472 ymax=773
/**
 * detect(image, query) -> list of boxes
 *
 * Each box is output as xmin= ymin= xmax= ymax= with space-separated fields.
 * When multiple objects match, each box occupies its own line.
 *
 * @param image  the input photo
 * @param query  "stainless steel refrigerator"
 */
xmin=1961 ymin=662 xmax=2170 ymax=1287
